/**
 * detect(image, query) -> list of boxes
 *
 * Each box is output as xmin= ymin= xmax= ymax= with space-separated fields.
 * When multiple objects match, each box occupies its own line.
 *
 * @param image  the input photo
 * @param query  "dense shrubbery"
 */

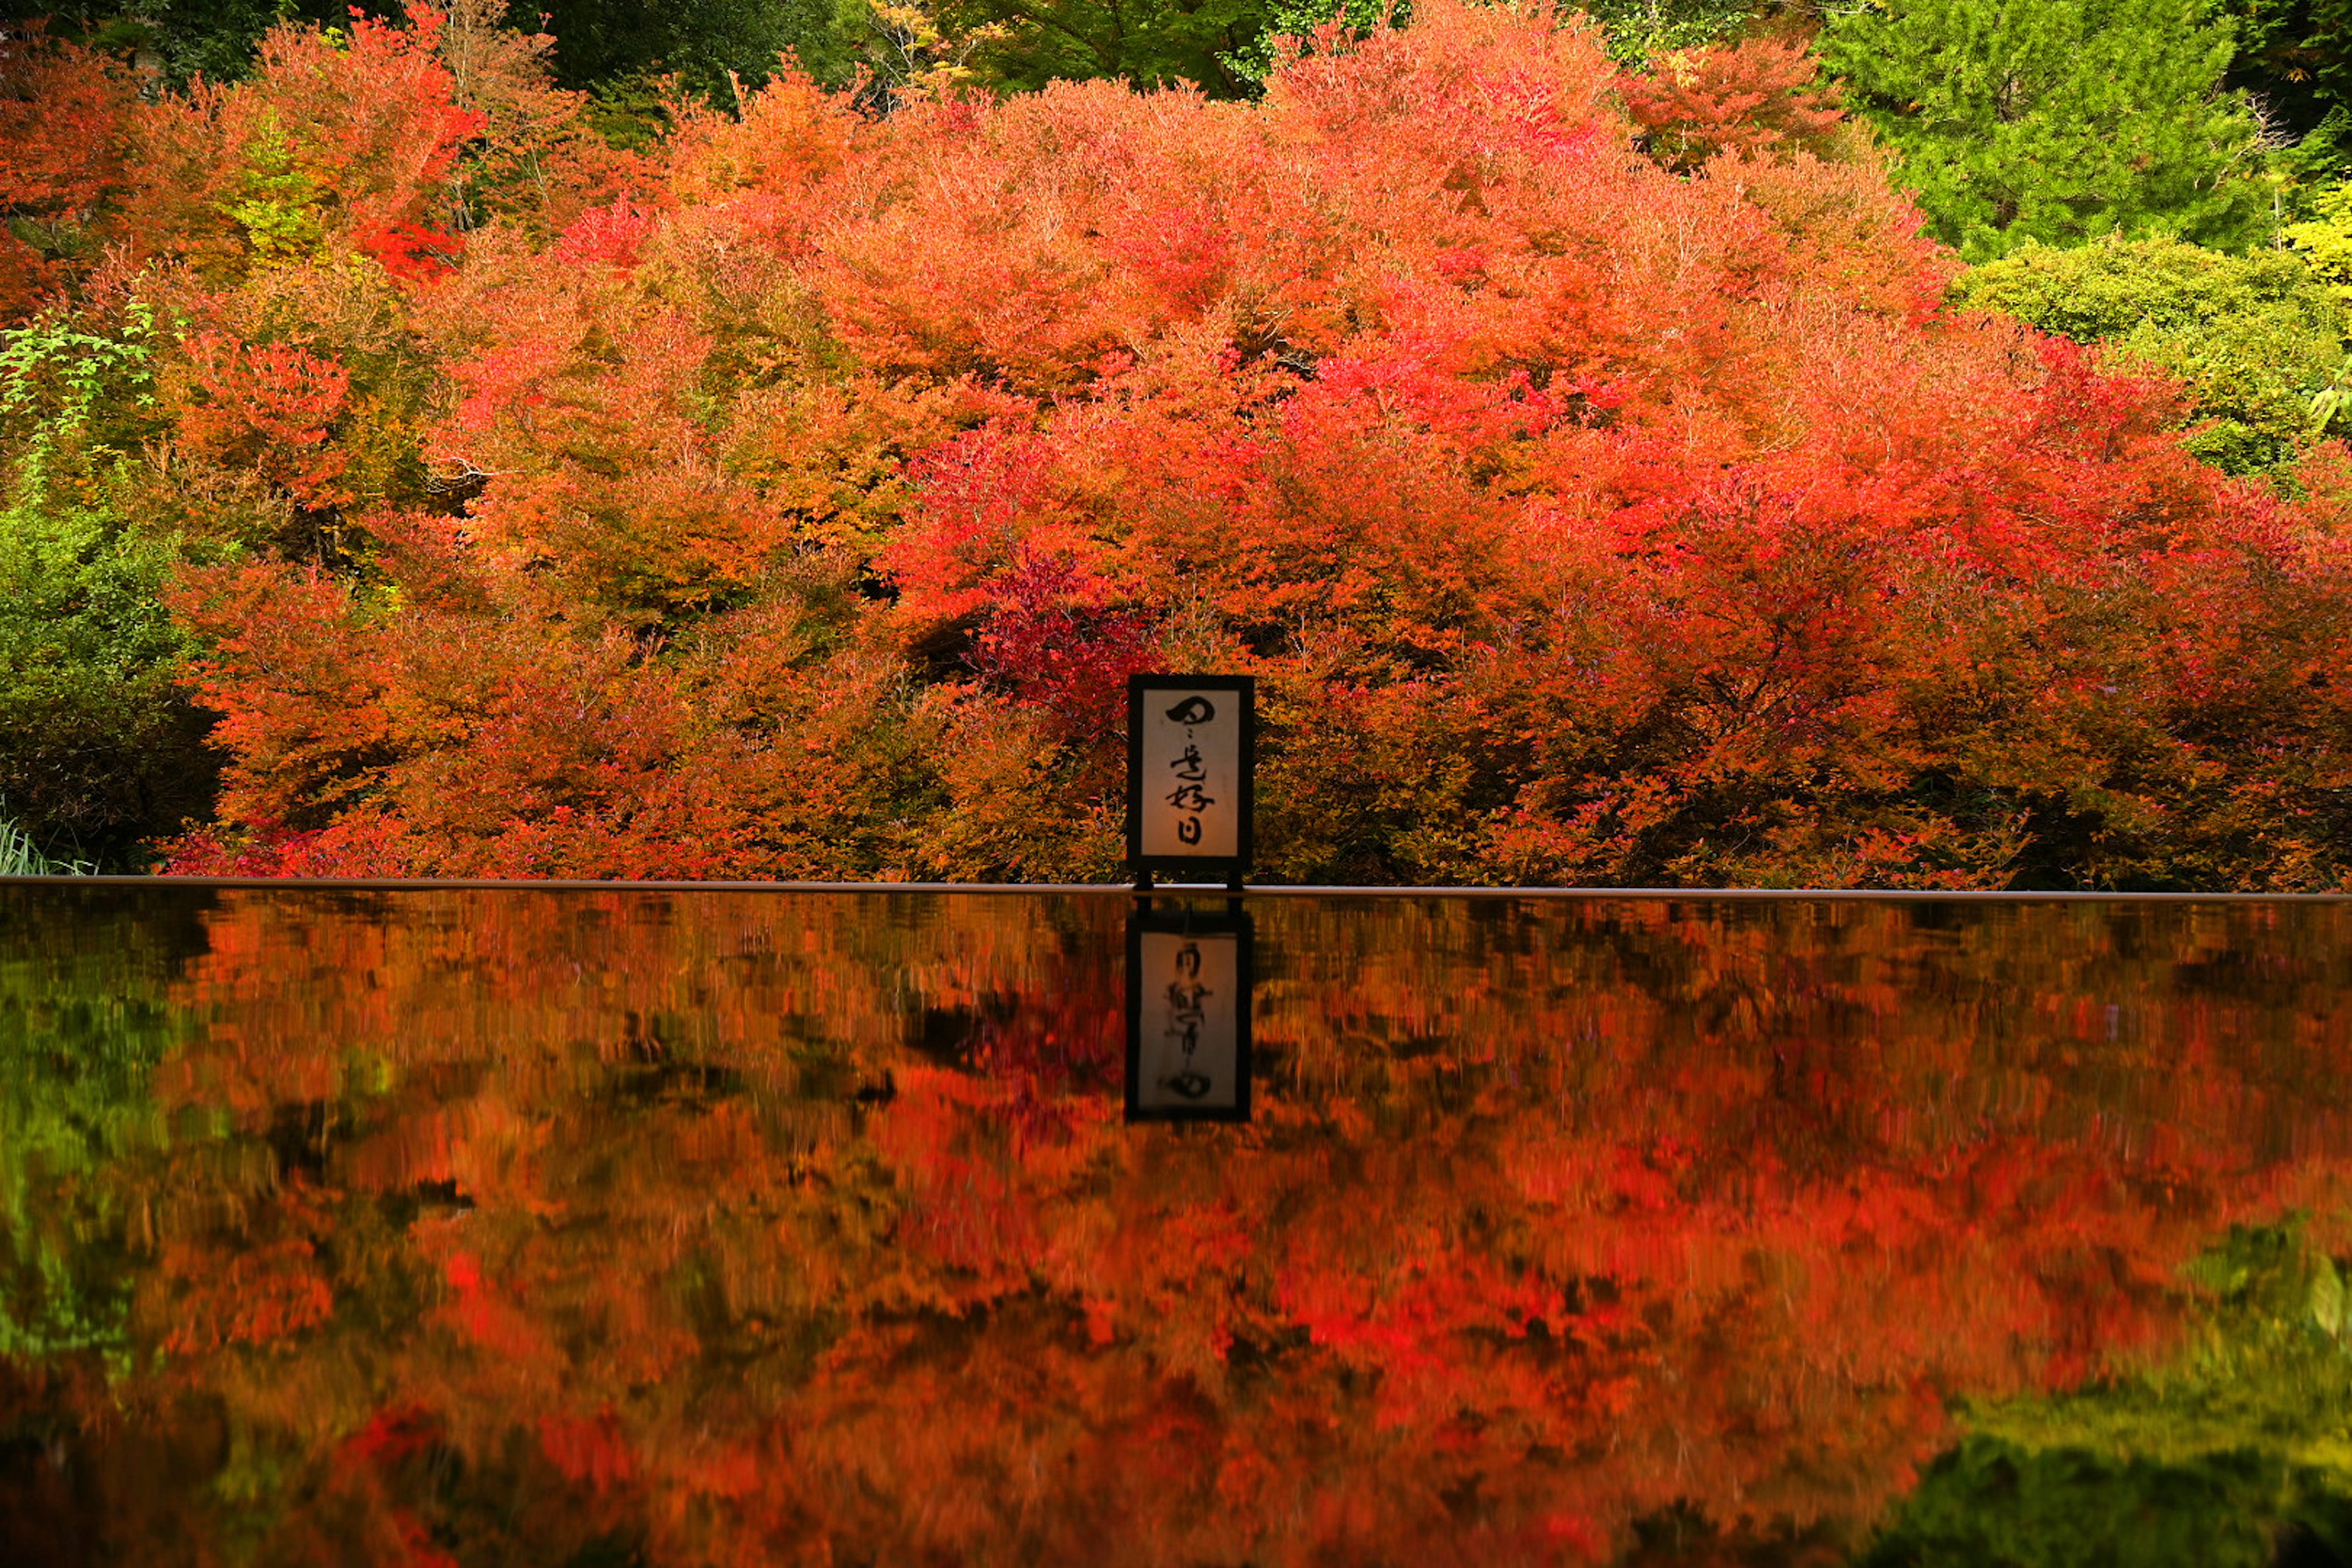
xmin=1949 ymin=238 xmax=2350 ymax=475
xmin=6 ymin=0 xmax=2352 ymax=884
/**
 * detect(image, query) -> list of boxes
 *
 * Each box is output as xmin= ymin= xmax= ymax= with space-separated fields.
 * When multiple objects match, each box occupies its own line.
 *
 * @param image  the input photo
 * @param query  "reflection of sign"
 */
xmin=1128 ymin=674 xmax=1254 ymax=886
xmin=1125 ymin=905 xmax=1252 ymax=1123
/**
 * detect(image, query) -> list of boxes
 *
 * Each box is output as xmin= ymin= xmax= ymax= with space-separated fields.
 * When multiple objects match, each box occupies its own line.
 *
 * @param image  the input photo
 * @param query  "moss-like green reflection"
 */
xmin=1868 ymin=1221 xmax=2352 ymax=1567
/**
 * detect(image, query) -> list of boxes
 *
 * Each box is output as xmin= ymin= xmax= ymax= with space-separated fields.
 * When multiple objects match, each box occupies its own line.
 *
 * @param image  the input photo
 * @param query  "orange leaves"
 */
xmin=176 ymin=331 xmax=356 ymax=506
xmin=7 ymin=0 xmax=2342 ymax=885
xmin=465 ymin=459 xmax=795 ymax=625
xmin=0 ymin=32 xmax=134 ymax=318
xmin=820 ymin=82 xmax=1287 ymax=390
xmin=426 ymin=291 xmax=815 ymax=629
xmin=241 ymin=7 xmax=488 ymax=235
xmin=88 ymin=4 xmax=555 ymax=296
xmin=0 ymin=34 xmax=132 ymax=221
xmin=724 ymin=372 xmax=998 ymax=553
xmin=1722 ymin=148 xmax=1953 ymax=322
xmin=157 ymin=1232 xmax=335 ymax=1355
xmin=168 ymin=554 xmax=940 ymax=878
xmin=167 ymin=561 xmax=392 ymax=823
xmin=1620 ymin=36 xmax=1845 ymax=173
xmin=668 ymin=65 xmax=854 ymax=219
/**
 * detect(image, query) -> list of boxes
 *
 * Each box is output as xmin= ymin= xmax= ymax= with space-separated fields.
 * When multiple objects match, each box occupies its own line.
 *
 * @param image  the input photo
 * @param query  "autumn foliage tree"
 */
xmin=6 ymin=0 xmax=2352 ymax=886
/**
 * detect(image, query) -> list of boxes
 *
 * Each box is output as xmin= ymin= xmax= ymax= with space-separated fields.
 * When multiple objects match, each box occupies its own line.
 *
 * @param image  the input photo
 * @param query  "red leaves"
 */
xmin=358 ymin=218 xmax=467 ymax=282
xmin=157 ymin=812 xmax=414 ymax=878
xmin=2 ymin=0 xmax=2340 ymax=885
xmin=1620 ymin=36 xmax=1845 ymax=172
xmin=549 ymin=198 xmax=657 ymax=270
xmin=968 ymin=554 xmax=1162 ymax=744
xmin=0 ymin=31 xmax=133 ymax=317
xmin=537 ymin=1412 xmax=637 ymax=1491
xmin=347 ymin=1404 xmax=446 ymax=1469
xmin=177 ymin=333 xmax=356 ymax=505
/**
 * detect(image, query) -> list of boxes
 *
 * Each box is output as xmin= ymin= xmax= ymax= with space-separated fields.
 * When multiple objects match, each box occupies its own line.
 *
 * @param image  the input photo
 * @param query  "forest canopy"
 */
xmin=8 ymin=0 xmax=2352 ymax=887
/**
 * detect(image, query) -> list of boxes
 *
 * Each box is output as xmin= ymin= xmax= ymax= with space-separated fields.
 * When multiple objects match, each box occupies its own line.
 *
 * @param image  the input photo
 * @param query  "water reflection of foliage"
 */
xmin=1867 ymin=1223 xmax=2352 ymax=1567
xmin=4 ymin=888 xmax=2352 ymax=1563
xmin=0 ymin=888 xmax=208 ymax=1365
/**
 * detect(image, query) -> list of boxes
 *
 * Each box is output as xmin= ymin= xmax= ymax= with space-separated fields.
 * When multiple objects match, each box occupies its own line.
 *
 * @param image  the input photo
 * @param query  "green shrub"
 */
xmin=0 ymin=491 xmax=219 ymax=871
xmin=0 ymin=301 xmax=222 ymax=872
xmin=1951 ymin=236 xmax=2348 ymax=474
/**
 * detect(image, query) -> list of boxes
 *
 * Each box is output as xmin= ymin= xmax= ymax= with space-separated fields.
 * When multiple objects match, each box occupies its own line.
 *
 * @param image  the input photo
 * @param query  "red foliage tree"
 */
xmin=5 ymin=0 xmax=2348 ymax=888
xmin=1618 ymin=35 xmax=1846 ymax=172
xmin=0 ymin=29 xmax=135 ymax=315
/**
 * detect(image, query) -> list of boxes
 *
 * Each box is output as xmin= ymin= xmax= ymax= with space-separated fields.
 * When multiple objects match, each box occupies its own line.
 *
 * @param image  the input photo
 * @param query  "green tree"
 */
xmin=1822 ymin=0 xmax=2271 ymax=261
xmin=0 ymin=493 xmax=220 ymax=871
xmin=1952 ymin=235 xmax=2348 ymax=473
xmin=1580 ymin=0 xmax=1755 ymax=64
xmin=2222 ymin=0 xmax=2352 ymax=141
xmin=526 ymin=0 xmax=872 ymax=92
xmin=0 ymin=307 xmax=221 ymax=871
xmin=17 ymin=1 xmax=872 ymax=94
xmin=935 ymin=0 xmax=1272 ymax=95
xmin=29 ymin=0 xmax=1757 ymax=99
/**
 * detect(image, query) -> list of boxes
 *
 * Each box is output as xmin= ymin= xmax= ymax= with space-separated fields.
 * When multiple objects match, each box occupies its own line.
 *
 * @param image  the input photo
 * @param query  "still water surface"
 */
xmin=5 ymin=885 xmax=2352 ymax=1566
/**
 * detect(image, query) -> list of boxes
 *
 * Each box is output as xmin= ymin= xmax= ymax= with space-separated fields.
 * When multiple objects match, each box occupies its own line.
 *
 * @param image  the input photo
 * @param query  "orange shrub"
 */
xmin=9 ymin=1 xmax=2349 ymax=888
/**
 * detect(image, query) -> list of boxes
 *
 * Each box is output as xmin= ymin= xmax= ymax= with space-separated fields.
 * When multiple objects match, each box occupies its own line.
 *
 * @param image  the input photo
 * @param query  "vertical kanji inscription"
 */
xmin=1128 ymin=675 xmax=1254 ymax=882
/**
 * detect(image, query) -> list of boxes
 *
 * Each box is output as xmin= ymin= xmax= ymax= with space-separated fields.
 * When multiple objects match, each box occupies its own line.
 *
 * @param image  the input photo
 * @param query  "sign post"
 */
xmin=1126 ymin=674 xmax=1254 ymax=889
xmin=1125 ymin=902 xmax=1253 ymax=1123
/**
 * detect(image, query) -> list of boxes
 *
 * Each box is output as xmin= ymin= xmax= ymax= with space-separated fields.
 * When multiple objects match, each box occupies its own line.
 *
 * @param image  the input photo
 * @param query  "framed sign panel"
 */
xmin=1125 ymin=903 xmax=1253 ymax=1123
xmin=1126 ymin=674 xmax=1254 ymax=886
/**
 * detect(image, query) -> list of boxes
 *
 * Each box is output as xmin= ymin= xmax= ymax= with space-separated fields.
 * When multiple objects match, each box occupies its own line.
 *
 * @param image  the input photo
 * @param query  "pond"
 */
xmin=4 ymin=883 xmax=2352 ymax=1566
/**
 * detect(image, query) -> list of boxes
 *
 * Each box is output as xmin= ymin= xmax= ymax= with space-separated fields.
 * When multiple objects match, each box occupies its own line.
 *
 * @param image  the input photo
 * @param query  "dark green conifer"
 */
xmin=1824 ymin=0 xmax=2271 ymax=260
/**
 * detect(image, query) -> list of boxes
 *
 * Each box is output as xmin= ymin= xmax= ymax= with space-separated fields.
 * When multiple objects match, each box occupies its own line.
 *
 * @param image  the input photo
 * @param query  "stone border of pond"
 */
xmin=4 ymin=875 xmax=2352 ymax=901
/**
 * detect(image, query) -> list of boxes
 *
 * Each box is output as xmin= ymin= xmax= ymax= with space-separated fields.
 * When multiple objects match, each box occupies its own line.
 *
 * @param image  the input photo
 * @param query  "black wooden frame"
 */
xmin=1123 ymin=900 xmax=1254 ymax=1124
xmin=1125 ymin=673 xmax=1255 ymax=888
